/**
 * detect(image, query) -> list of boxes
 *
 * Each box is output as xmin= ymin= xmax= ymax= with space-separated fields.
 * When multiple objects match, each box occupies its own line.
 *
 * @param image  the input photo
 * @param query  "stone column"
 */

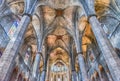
xmin=40 ymin=70 xmax=46 ymax=81
xmin=40 ymin=52 xmax=49 ymax=81
xmin=0 ymin=0 xmax=38 ymax=81
xmin=71 ymin=71 xmax=77 ymax=81
xmin=89 ymin=16 xmax=120 ymax=80
xmin=0 ymin=9 xmax=31 ymax=81
xmin=77 ymin=73 xmax=79 ymax=81
xmin=70 ymin=51 xmax=77 ymax=81
xmin=79 ymin=0 xmax=120 ymax=81
xmin=106 ymin=72 xmax=113 ymax=81
xmin=37 ymin=73 xmax=40 ymax=81
xmin=72 ymin=7 xmax=88 ymax=81
xmin=32 ymin=52 xmax=41 ymax=81
xmin=46 ymin=59 xmax=50 ymax=81
xmin=78 ymin=54 xmax=88 ymax=81
xmin=71 ymin=65 xmax=77 ymax=81
xmin=74 ymin=31 xmax=88 ymax=81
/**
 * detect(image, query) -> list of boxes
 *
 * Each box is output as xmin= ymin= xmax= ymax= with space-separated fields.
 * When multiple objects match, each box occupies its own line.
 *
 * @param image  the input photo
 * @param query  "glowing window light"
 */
xmin=8 ymin=20 xmax=19 ymax=39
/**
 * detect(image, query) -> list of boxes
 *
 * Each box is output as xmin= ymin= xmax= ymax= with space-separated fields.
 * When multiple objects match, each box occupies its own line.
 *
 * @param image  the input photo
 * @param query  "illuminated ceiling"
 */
xmin=7 ymin=0 xmax=110 ymax=70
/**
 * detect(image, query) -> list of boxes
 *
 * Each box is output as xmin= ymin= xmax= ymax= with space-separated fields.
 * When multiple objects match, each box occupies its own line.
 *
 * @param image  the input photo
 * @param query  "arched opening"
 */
xmin=51 ymin=60 xmax=68 ymax=81
xmin=48 ymin=47 xmax=70 ymax=81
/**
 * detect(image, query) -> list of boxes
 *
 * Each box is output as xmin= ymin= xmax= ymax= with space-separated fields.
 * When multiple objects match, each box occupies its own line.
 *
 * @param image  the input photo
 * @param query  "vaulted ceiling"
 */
xmin=6 ymin=0 xmax=111 ymax=70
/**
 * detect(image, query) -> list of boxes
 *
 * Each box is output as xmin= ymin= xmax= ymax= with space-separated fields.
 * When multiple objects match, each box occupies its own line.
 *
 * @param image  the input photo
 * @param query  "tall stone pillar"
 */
xmin=72 ymin=7 xmax=88 ymax=81
xmin=32 ymin=45 xmax=43 ymax=81
xmin=78 ymin=53 xmax=88 ymax=81
xmin=71 ymin=60 xmax=77 ymax=81
xmin=37 ymin=73 xmax=40 ymax=81
xmin=0 ymin=15 xmax=30 ymax=81
xmin=79 ymin=0 xmax=120 ymax=81
xmin=75 ymin=36 xmax=88 ymax=81
xmin=69 ymin=58 xmax=72 ymax=81
xmin=40 ymin=69 xmax=47 ymax=81
xmin=0 ymin=0 xmax=38 ymax=81
xmin=70 ymin=47 xmax=77 ymax=81
xmin=106 ymin=72 xmax=113 ymax=81
xmin=74 ymin=28 xmax=88 ymax=81
xmin=0 ymin=0 xmax=37 ymax=81
xmin=46 ymin=58 xmax=50 ymax=81
xmin=32 ymin=52 xmax=41 ymax=81
xmin=40 ymin=52 xmax=49 ymax=81
xmin=72 ymin=71 xmax=77 ymax=81
xmin=78 ymin=70 xmax=82 ymax=81
xmin=75 ymin=38 xmax=88 ymax=81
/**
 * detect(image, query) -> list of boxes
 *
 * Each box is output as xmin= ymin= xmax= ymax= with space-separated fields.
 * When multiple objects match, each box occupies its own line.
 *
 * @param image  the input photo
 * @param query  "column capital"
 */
xmin=79 ymin=0 xmax=97 ymax=20
xmin=88 ymin=14 xmax=97 ymax=21
xmin=23 ymin=13 xmax=32 ymax=21
xmin=76 ymin=52 xmax=84 ymax=59
xmin=37 ymin=52 xmax=42 ymax=55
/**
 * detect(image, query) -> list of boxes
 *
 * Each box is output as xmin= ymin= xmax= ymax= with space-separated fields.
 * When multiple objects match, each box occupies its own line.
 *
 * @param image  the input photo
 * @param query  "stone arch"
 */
xmin=51 ymin=59 xmax=67 ymax=67
xmin=49 ymin=46 xmax=70 ymax=57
